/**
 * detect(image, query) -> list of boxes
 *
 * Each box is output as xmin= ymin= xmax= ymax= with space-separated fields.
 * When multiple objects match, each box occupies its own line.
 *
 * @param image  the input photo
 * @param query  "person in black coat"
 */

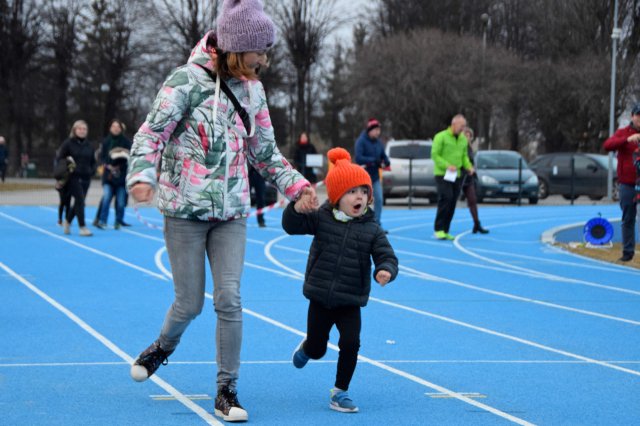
xmin=0 ymin=136 xmax=8 ymax=182
xmin=282 ymin=147 xmax=398 ymax=413
xmin=293 ymin=132 xmax=318 ymax=184
xmin=56 ymin=120 xmax=96 ymax=236
xmin=95 ymin=119 xmax=132 ymax=230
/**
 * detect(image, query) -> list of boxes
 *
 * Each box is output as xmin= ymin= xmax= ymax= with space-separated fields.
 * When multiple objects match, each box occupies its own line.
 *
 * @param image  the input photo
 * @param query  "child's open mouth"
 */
xmin=353 ymin=203 xmax=362 ymax=211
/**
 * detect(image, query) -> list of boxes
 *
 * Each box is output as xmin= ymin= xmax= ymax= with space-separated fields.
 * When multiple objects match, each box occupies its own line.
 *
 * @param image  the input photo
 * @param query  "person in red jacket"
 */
xmin=603 ymin=103 xmax=640 ymax=262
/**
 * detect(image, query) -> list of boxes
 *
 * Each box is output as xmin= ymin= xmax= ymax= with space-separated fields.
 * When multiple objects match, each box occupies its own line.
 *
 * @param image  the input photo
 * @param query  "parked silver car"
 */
xmin=475 ymin=150 xmax=539 ymax=204
xmin=382 ymin=139 xmax=437 ymax=203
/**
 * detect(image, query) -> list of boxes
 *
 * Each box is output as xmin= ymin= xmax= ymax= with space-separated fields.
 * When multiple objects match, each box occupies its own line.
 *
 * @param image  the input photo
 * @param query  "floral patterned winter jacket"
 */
xmin=127 ymin=31 xmax=308 ymax=221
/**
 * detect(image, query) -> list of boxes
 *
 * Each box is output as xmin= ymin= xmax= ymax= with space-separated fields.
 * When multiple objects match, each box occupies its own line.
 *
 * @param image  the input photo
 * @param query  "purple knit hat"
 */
xmin=216 ymin=0 xmax=276 ymax=53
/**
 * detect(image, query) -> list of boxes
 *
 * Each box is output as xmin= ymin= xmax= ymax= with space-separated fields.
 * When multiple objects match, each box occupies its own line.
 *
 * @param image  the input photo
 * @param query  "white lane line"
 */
xmin=370 ymin=296 xmax=640 ymax=378
xmin=452 ymin=227 xmax=640 ymax=297
xmin=149 ymin=252 xmax=535 ymax=425
xmin=0 ymin=212 xmax=168 ymax=282
xmin=395 ymin=249 xmax=557 ymax=278
xmin=241 ymin=307 xmax=534 ymax=426
xmin=545 ymin=243 xmax=640 ymax=271
xmin=0 ymin=261 xmax=222 ymax=426
xmin=265 ymin=234 xmax=640 ymax=378
xmin=271 ymin=240 xmax=640 ymax=326
xmin=400 ymin=265 xmax=640 ymax=326
xmin=154 ymin=246 xmax=172 ymax=278
xmin=3 ymin=359 xmax=639 ymax=368
xmin=472 ymin=247 xmax=640 ymax=274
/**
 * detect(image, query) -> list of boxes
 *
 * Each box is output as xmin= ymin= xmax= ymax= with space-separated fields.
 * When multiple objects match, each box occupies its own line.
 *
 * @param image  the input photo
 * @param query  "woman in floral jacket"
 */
xmin=126 ymin=1 xmax=317 ymax=422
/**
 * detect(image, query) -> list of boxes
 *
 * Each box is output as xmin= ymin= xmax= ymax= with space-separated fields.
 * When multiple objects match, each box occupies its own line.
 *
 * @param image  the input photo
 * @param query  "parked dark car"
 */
xmin=528 ymin=153 xmax=618 ymax=201
xmin=382 ymin=139 xmax=437 ymax=203
xmin=474 ymin=150 xmax=539 ymax=204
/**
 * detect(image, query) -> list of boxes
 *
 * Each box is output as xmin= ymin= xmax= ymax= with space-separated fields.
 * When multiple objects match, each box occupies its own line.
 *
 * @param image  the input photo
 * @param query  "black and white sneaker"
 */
xmin=130 ymin=341 xmax=173 ymax=382
xmin=214 ymin=386 xmax=248 ymax=422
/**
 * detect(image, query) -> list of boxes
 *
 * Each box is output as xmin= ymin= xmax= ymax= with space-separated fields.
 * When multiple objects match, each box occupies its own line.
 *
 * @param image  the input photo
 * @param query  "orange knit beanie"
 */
xmin=325 ymin=147 xmax=373 ymax=205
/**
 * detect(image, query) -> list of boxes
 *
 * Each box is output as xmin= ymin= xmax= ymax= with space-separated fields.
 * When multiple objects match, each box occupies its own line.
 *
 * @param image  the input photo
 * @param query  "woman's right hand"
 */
xmin=130 ymin=183 xmax=155 ymax=203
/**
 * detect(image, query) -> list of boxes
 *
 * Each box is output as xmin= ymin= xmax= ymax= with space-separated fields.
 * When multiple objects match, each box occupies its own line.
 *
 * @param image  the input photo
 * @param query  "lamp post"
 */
xmin=480 ymin=13 xmax=490 ymax=150
xmin=607 ymin=0 xmax=620 ymax=200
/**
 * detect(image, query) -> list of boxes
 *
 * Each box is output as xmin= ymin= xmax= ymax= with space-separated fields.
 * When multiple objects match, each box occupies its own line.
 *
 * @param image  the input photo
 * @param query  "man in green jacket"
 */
xmin=431 ymin=114 xmax=474 ymax=240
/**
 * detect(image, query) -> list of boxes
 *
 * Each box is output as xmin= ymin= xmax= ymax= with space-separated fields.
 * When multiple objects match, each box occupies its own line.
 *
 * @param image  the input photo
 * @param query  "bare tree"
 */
xmin=0 ymin=0 xmax=42 ymax=173
xmin=73 ymin=0 xmax=143 ymax=138
xmin=44 ymin=0 xmax=82 ymax=143
xmin=152 ymin=0 xmax=220 ymax=62
xmin=271 ymin=0 xmax=341 ymax=143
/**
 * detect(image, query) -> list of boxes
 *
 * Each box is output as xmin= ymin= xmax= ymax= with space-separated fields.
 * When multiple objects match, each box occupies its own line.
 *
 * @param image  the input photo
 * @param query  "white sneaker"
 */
xmin=79 ymin=227 xmax=93 ymax=236
xmin=63 ymin=220 xmax=70 ymax=235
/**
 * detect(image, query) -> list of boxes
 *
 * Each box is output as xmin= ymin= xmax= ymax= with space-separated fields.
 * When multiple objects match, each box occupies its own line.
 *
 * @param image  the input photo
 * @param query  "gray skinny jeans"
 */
xmin=158 ymin=216 xmax=247 ymax=390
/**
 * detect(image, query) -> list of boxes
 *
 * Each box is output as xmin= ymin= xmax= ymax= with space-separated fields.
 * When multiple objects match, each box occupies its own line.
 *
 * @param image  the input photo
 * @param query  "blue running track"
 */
xmin=1 ymin=203 xmax=639 ymax=425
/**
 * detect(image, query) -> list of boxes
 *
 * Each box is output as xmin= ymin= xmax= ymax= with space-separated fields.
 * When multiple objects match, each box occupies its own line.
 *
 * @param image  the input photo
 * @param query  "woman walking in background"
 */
xmin=56 ymin=120 xmax=95 ymax=236
xmin=95 ymin=119 xmax=132 ymax=230
xmin=461 ymin=127 xmax=488 ymax=234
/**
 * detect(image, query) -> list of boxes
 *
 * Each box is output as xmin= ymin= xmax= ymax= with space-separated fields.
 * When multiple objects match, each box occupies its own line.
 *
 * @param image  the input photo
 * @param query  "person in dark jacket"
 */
xmin=283 ymin=147 xmax=398 ymax=414
xmin=248 ymin=166 xmax=267 ymax=227
xmin=604 ymin=103 xmax=640 ymax=262
xmin=95 ymin=119 xmax=132 ymax=230
xmin=293 ymin=132 xmax=318 ymax=183
xmin=0 ymin=136 xmax=8 ymax=182
xmin=56 ymin=120 xmax=95 ymax=236
xmin=354 ymin=118 xmax=390 ymax=229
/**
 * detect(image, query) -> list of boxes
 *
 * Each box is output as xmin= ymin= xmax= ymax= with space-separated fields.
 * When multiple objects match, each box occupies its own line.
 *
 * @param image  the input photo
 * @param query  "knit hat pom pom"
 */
xmin=327 ymin=147 xmax=351 ymax=166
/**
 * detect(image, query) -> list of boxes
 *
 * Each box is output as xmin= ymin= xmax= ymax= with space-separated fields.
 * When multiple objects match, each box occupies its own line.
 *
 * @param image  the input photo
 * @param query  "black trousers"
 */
xmin=434 ymin=176 xmax=462 ymax=233
xmin=249 ymin=168 xmax=266 ymax=224
xmin=66 ymin=175 xmax=91 ymax=227
xmin=303 ymin=301 xmax=361 ymax=391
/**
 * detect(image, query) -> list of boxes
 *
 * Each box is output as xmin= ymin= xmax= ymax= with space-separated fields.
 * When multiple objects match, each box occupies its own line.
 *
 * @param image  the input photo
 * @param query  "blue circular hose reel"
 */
xmin=583 ymin=217 xmax=614 ymax=245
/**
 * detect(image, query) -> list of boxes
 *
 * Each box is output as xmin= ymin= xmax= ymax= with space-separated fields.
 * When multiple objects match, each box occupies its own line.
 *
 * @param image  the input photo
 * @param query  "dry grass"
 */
xmin=0 ymin=182 xmax=52 ymax=192
xmin=555 ymin=242 xmax=640 ymax=269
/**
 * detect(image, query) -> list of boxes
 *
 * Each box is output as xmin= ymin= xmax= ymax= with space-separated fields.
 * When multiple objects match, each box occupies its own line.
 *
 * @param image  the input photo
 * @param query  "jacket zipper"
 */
xmin=327 ymin=221 xmax=352 ymax=307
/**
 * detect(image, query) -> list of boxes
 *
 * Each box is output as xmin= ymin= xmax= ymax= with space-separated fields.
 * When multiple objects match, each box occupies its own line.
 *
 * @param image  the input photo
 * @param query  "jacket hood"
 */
xmin=188 ymin=31 xmax=217 ymax=73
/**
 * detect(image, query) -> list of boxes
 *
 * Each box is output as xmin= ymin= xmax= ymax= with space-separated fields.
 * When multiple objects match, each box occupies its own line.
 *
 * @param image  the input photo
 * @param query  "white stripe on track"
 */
xmin=266 ymin=234 xmax=640 ymax=378
xmin=370 ymin=296 xmax=640 ymax=378
xmin=400 ymin=265 xmax=640 ymax=326
xmin=241 ymin=307 xmax=535 ymax=426
xmin=0 ymin=261 xmax=222 ymax=426
xmin=149 ymin=245 xmax=537 ymax=425
xmin=270 ymin=237 xmax=640 ymax=326
xmin=0 ymin=212 xmax=168 ymax=282
xmin=3 ymin=359 xmax=639 ymax=368
xmin=472 ymin=247 xmax=640 ymax=274
xmin=453 ymin=227 xmax=640 ymax=296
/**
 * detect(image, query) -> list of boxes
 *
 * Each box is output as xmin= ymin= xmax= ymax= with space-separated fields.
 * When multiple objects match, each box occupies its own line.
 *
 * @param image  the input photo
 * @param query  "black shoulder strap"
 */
xmin=194 ymin=63 xmax=252 ymax=135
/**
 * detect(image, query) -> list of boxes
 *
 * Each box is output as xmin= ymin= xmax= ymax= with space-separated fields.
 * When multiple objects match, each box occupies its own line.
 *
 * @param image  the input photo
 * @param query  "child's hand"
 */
xmin=294 ymin=186 xmax=319 ymax=213
xmin=375 ymin=270 xmax=391 ymax=286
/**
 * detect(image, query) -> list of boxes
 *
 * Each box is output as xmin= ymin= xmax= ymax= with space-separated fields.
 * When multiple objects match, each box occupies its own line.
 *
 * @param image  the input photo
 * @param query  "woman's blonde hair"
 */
xmin=69 ymin=120 xmax=88 ymax=138
xmin=217 ymin=52 xmax=259 ymax=80
xmin=207 ymin=33 xmax=260 ymax=81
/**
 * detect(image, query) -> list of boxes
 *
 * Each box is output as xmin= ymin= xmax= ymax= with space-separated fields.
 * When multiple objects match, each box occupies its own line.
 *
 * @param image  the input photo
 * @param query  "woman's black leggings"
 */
xmin=303 ymin=300 xmax=361 ymax=391
xmin=66 ymin=175 xmax=91 ymax=227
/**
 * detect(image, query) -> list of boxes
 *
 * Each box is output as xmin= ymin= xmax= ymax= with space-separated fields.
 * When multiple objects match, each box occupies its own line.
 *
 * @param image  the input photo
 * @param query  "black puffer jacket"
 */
xmin=57 ymin=137 xmax=96 ymax=179
xmin=282 ymin=201 xmax=398 ymax=308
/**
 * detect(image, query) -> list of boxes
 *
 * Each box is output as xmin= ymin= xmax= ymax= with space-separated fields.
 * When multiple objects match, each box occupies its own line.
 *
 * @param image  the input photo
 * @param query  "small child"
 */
xmin=282 ymin=147 xmax=399 ymax=413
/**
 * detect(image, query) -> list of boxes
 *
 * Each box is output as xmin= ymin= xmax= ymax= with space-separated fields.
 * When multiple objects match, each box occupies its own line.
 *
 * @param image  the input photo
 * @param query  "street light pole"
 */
xmin=607 ymin=0 xmax=620 ymax=200
xmin=480 ymin=13 xmax=490 ymax=150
